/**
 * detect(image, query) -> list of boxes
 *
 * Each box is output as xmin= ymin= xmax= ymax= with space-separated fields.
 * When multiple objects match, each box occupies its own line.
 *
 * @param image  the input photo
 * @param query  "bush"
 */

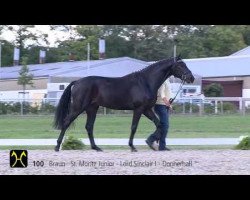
xmin=30 ymin=104 xmax=39 ymax=114
xmin=0 ymin=102 xmax=21 ymax=114
xmin=204 ymin=104 xmax=214 ymax=114
xmin=10 ymin=102 xmax=20 ymax=113
xmin=203 ymin=83 xmax=224 ymax=97
xmin=235 ymin=136 xmax=250 ymax=150
xmin=246 ymin=106 xmax=250 ymax=114
xmin=62 ymin=136 xmax=85 ymax=150
xmin=222 ymin=102 xmax=237 ymax=113
xmin=172 ymin=103 xmax=183 ymax=113
xmin=0 ymin=102 xmax=8 ymax=114
xmin=172 ymin=103 xmax=199 ymax=114
xmin=185 ymin=103 xmax=199 ymax=113
xmin=40 ymin=102 xmax=56 ymax=114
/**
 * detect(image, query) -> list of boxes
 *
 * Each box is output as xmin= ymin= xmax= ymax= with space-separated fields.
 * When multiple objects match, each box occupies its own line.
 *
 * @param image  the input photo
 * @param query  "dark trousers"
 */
xmin=147 ymin=104 xmax=169 ymax=150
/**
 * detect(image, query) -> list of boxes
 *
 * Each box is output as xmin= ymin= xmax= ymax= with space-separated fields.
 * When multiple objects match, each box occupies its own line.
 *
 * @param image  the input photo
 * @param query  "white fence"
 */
xmin=175 ymin=97 xmax=250 ymax=116
xmin=1 ymin=97 xmax=250 ymax=115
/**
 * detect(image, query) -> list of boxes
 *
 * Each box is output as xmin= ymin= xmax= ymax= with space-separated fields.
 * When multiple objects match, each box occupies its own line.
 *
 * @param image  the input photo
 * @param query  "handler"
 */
xmin=146 ymin=79 xmax=172 ymax=151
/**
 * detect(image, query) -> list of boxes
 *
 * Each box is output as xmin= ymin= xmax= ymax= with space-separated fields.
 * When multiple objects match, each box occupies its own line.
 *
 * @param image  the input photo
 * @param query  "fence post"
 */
xmin=20 ymin=100 xmax=23 ymax=116
xmin=220 ymin=101 xmax=223 ymax=114
xmin=215 ymin=100 xmax=218 ymax=114
xmin=239 ymin=98 xmax=242 ymax=112
xmin=189 ymin=99 xmax=192 ymax=114
xmin=199 ymin=99 xmax=204 ymax=116
xmin=242 ymin=100 xmax=246 ymax=116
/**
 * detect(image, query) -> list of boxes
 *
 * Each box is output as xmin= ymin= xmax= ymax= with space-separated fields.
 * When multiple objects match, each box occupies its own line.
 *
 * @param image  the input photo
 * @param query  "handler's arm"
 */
xmin=159 ymin=82 xmax=171 ymax=107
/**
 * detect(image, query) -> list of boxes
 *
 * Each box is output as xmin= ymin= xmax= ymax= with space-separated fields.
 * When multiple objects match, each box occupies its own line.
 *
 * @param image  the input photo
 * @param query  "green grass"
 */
xmin=0 ymin=114 xmax=250 ymax=139
xmin=0 ymin=145 xmax=55 ymax=150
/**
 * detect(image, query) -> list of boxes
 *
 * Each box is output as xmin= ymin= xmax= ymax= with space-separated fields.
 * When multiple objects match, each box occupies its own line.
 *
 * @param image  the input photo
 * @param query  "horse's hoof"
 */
xmin=93 ymin=146 xmax=103 ymax=152
xmin=54 ymin=146 xmax=60 ymax=152
xmin=131 ymin=148 xmax=138 ymax=152
xmin=96 ymin=148 xmax=103 ymax=152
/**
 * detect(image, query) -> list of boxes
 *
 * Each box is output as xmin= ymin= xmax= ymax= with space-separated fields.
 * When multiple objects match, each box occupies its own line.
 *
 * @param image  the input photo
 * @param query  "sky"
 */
xmin=0 ymin=25 xmax=73 ymax=47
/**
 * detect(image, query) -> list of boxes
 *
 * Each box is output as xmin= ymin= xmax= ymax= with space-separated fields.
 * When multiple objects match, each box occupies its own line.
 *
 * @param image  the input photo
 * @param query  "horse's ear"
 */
xmin=177 ymin=54 xmax=182 ymax=60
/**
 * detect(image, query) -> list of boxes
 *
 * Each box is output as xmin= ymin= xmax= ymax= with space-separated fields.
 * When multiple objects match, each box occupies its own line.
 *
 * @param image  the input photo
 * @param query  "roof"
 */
xmin=184 ymin=55 xmax=250 ymax=77
xmin=0 ymin=57 xmax=149 ymax=80
xmin=2 ymin=47 xmax=250 ymax=80
xmin=53 ymin=57 xmax=148 ymax=78
xmin=230 ymin=46 xmax=250 ymax=56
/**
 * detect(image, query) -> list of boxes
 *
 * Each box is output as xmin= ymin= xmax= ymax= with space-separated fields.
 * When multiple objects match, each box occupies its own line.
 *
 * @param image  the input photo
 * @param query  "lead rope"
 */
xmin=169 ymin=79 xmax=185 ymax=104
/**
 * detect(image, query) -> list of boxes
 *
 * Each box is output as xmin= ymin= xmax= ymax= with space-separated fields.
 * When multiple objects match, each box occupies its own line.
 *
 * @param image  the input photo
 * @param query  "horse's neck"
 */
xmin=143 ymin=62 xmax=172 ymax=93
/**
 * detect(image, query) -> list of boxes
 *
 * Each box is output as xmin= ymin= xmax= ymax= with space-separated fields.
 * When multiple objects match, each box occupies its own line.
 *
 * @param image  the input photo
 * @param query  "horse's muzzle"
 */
xmin=183 ymin=74 xmax=195 ymax=83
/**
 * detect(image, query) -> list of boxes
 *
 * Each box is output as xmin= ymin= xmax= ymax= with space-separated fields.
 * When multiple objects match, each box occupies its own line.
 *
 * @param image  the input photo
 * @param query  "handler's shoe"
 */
xmin=145 ymin=139 xmax=158 ymax=151
xmin=159 ymin=147 xmax=171 ymax=151
xmin=152 ymin=141 xmax=159 ymax=151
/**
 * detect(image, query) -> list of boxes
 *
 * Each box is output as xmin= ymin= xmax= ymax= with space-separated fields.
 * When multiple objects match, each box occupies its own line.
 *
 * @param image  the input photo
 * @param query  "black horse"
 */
xmin=54 ymin=56 xmax=195 ymax=152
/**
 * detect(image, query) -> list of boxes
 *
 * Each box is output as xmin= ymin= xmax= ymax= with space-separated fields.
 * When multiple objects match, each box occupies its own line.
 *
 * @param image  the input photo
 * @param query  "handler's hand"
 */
xmin=163 ymin=98 xmax=172 ymax=110
xmin=167 ymin=104 xmax=173 ymax=110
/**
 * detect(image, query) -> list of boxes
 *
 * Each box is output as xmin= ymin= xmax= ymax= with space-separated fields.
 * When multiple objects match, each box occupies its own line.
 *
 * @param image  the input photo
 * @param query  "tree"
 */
xmin=50 ymin=25 xmax=76 ymax=40
xmin=203 ymin=26 xmax=246 ymax=57
xmin=18 ymin=57 xmax=34 ymax=97
xmin=175 ymin=25 xmax=247 ymax=58
xmin=47 ymin=25 xmax=102 ymax=61
xmin=44 ymin=47 xmax=63 ymax=63
xmin=101 ymin=25 xmax=133 ymax=58
xmin=6 ymin=25 xmax=49 ymax=60
xmin=45 ymin=25 xmax=205 ymax=61
xmin=74 ymin=25 xmax=102 ymax=60
xmin=203 ymin=83 xmax=224 ymax=97
xmin=34 ymin=25 xmax=250 ymax=63
xmin=121 ymin=25 xmax=175 ymax=61
xmin=0 ymin=40 xmax=15 ymax=66
xmin=238 ymin=25 xmax=250 ymax=46
xmin=18 ymin=57 xmax=34 ymax=115
xmin=17 ymin=57 xmax=34 ymax=115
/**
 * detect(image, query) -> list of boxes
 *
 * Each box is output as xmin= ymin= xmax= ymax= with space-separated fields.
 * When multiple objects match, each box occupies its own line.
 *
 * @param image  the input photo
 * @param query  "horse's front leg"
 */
xmin=143 ymin=108 xmax=162 ymax=145
xmin=129 ymin=108 xmax=143 ymax=152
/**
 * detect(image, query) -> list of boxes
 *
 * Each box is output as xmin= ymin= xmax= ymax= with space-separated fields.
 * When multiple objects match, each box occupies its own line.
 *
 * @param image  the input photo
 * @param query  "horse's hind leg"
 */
xmin=55 ymin=109 xmax=82 ymax=152
xmin=85 ymin=105 xmax=102 ymax=151
xmin=129 ymin=108 xmax=143 ymax=152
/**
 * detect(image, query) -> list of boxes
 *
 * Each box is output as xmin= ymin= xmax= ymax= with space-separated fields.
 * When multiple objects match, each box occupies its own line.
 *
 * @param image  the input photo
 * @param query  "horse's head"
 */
xmin=171 ymin=56 xmax=195 ymax=83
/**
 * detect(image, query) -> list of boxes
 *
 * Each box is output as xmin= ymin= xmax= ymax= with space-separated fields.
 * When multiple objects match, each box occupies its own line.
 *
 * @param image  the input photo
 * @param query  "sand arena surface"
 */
xmin=0 ymin=150 xmax=249 ymax=175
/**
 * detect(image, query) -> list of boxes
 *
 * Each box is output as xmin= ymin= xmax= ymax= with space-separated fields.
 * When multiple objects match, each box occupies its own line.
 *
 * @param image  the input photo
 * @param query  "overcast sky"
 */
xmin=0 ymin=25 xmax=72 ymax=47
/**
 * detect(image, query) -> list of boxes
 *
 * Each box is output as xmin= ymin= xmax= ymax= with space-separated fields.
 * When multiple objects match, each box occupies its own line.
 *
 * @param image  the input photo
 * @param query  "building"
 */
xmin=184 ymin=53 xmax=250 ymax=99
xmin=1 ymin=46 xmax=250 ymax=107
xmin=0 ymin=57 xmax=149 ymax=104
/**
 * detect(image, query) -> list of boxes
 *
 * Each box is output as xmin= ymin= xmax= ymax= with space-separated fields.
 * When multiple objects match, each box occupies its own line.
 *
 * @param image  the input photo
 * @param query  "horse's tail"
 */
xmin=54 ymin=81 xmax=76 ymax=130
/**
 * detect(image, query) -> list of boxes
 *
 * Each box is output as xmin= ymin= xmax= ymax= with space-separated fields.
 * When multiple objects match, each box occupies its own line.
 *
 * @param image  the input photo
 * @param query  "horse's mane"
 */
xmin=124 ymin=57 xmax=177 ymax=79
